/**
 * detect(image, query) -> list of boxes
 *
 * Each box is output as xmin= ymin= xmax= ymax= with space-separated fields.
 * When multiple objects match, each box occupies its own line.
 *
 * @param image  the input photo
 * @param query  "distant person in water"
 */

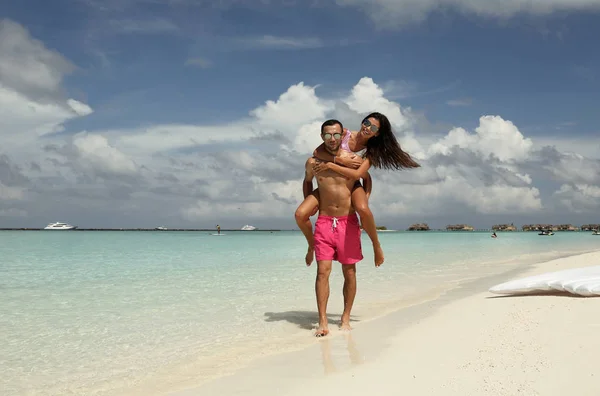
xmin=295 ymin=112 xmax=420 ymax=267
xmin=216 ymin=225 xmax=221 ymax=235
xmin=302 ymin=119 xmax=364 ymax=337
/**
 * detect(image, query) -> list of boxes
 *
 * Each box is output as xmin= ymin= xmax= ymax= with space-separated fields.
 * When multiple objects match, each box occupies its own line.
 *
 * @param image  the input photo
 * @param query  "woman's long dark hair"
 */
xmin=364 ymin=112 xmax=420 ymax=170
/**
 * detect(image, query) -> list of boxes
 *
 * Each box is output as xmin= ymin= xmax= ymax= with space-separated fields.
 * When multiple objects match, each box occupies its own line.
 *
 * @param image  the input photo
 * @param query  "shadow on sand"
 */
xmin=264 ymin=310 xmax=359 ymax=330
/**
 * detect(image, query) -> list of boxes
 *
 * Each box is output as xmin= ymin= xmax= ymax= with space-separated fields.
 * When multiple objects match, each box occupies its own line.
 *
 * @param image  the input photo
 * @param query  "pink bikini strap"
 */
xmin=341 ymin=128 xmax=351 ymax=151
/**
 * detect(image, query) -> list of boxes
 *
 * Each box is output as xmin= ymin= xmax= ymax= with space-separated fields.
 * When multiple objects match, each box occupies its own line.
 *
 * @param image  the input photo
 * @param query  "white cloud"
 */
xmin=0 ymin=19 xmax=74 ymax=98
xmin=334 ymin=0 xmax=600 ymax=28
xmin=165 ymin=83 xmax=547 ymax=223
xmin=0 ymin=182 xmax=25 ymax=200
xmin=182 ymin=181 xmax=298 ymax=221
xmin=534 ymin=136 xmax=600 ymax=160
xmin=458 ymin=185 xmax=542 ymax=214
xmin=236 ymin=35 xmax=324 ymax=50
xmin=428 ymin=116 xmax=533 ymax=162
xmin=72 ymin=133 xmax=138 ymax=177
xmin=251 ymin=82 xmax=331 ymax=128
xmin=516 ymin=173 xmax=533 ymax=184
xmin=185 ymin=58 xmax=213 ymax=68
xmin=346 ymin=77 xmax=413 ymax=131
xmin=108 ymin=18 xmax=180 ymax=35
xmin=553 ymin=184 xmax=600 ymax=213
xmin=4 ymin=67 xmax=597 ymax=226
xmin=536 ymin=149 xmax=600 ymax=186
xmin=371 ymin=165 xmax=542 ymax=217
xmin=1 ymin=17 xmax=599 ymax=227
xmin=67 ymin=99 xmax=94 ymax=116
xmin=107 ymin=82 xmax=331 ymax=155
xmin=293 ymin=121 xmax=329 ymax=154
xmin=113 ymin=123 xmax=252 ymax=154
xmin=0 ymin=20 xmax=93 ymax=149
xmin=0 ymin=86 xmax=78 ymax=140
xmin=0 ymin=208 xmax=27 ymax=217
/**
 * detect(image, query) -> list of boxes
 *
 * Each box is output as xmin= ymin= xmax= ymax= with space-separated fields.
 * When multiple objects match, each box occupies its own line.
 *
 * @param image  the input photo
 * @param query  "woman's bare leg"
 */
xmin=294 ymin=190 xmax=320 ymax=265
xmin=352 ymin=186 xmax=384 ymax=266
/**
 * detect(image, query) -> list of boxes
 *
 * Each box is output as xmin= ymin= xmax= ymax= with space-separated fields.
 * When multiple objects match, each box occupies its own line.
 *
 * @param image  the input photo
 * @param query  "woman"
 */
xmin=295 ymin=112 xmax=420 ymax=266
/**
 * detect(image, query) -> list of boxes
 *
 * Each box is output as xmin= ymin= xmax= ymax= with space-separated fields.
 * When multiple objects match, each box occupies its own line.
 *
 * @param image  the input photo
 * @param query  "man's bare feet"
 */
xmin=315 ymin=320 xmax=329 ymax=337
xmin=340 ymin=314 xmax=352 ymax=331
xmin=374 ymin=244 xmax=384 ymax=267
xmin=305 ymin=246 xmax=314 ymax=266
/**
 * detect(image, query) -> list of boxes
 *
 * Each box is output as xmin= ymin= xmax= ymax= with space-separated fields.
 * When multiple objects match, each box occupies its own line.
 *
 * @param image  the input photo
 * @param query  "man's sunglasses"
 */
xmin=362 ymin=119 xmax=379 ymax=133
xmin=322 ymin=133 xmax=342 ymax=140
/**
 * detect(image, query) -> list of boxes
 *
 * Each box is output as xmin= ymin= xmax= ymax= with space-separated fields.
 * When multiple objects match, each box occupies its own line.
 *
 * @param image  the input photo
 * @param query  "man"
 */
xmin=301 ymin=119 xmax=363 ymax=337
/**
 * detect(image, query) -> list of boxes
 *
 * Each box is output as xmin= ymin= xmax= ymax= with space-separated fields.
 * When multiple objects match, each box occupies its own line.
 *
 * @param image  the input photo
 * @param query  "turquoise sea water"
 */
xmin=1 ymin=230 xmax=599 ymax=395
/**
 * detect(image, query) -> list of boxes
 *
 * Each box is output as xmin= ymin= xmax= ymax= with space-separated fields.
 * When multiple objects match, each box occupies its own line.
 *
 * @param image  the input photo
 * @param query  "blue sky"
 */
xmin=1 ymin=0 xmax=600 ymax=228
xmin=5 ymin=0 xmax=600 ymax=133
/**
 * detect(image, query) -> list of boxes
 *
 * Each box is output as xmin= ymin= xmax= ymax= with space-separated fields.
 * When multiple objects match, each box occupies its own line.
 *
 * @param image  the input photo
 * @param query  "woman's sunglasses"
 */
xmin=362 ymin=119 xmax=379 ymax=133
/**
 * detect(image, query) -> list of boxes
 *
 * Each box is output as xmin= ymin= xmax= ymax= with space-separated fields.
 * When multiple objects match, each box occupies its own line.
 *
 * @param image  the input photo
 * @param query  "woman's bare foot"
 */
xmin=305 ymin=246 xmax=314 ymax=266
xmin=374 ymin=244 xmax=384 ymax=267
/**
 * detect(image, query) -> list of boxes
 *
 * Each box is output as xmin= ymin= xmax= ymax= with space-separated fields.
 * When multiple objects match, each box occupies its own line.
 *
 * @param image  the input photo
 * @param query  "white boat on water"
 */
xmin=241 ymin=225 xmax=257 ymax=231
xmin=593 ymin=230 xmax=600 ymax=236
xmin=155 ymin=226 xmax=168 ymax=231
xmin=44 ymin=222 xmax=77 ymax=230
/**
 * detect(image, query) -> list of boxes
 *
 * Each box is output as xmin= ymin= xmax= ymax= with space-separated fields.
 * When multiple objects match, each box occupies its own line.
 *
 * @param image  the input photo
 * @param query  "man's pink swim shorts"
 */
xmin=314 ymin=213 xmax=363 ymax=265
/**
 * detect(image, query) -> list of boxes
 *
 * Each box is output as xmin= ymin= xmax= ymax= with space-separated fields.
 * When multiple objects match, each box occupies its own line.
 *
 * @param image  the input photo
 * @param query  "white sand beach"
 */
xmin=171 ymin=250 xmax=600 ymax=396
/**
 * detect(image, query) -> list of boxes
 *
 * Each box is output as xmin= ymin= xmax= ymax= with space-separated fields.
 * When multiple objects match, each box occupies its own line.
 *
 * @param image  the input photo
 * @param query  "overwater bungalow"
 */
xmin=407 ymin=223 xmax=430 ymax=231
xmin=581 ymin=224 xmax=600 ymax=231
xmin=446 ymin=224 xmax=474 ymax=231
xmin=492 ymin=224 xmax=517 ymax=231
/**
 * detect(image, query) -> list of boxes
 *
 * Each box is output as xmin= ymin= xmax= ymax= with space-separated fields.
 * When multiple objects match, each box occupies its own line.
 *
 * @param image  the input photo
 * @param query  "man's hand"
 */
xmin=336 ymin=155 xmax=362 ymax=169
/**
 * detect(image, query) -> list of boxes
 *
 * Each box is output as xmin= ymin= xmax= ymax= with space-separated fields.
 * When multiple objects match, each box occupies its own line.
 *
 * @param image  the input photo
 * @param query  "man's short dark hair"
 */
xmin=321 ymin=119 xmax=343 ymax=134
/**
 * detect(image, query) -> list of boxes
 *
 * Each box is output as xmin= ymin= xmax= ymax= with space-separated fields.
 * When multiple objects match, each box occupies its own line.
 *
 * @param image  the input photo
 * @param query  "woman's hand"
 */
xmin=313 ymin=161 xmax=330 ymax=175
xmin=336 ymin=155 xmax=362 ymax=169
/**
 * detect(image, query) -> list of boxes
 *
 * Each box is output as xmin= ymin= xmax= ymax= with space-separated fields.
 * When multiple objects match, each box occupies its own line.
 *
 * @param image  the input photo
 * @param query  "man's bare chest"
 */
xmin=316 ymin=171 xmax=350 ymax=186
